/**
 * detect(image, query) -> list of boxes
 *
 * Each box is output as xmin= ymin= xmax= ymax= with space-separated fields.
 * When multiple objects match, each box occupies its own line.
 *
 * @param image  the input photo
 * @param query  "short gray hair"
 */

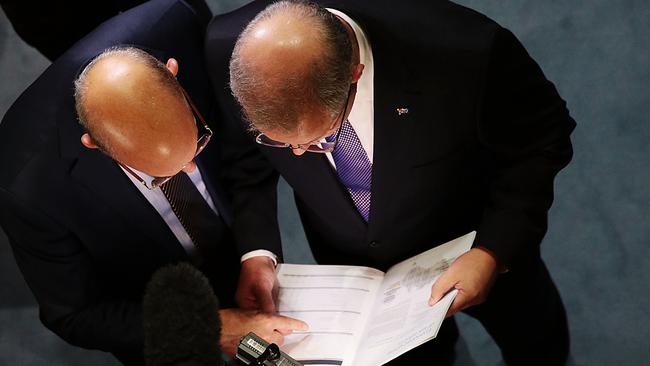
xmin=229 ymin=0 xmax=353 ymax=133
xmin=73 ymin=46 xmax=183 ymax=152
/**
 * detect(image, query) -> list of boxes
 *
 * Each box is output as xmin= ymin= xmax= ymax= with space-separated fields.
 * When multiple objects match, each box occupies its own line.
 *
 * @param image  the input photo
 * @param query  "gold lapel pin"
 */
xmin=396 ymin=107 xmax=409 ymax=116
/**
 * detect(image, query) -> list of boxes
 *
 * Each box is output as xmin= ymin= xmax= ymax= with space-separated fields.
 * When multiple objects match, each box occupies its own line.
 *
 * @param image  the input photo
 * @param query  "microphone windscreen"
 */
xmin=143 ymin=262 xmax=222 ymax=366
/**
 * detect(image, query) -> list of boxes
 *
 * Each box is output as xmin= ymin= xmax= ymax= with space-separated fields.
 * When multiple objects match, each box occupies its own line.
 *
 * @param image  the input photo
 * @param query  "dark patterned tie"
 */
xmin=327 ymin=120 xmax=372 ymax=221
xmin=160 ymin=172 xmax=225 ymax=258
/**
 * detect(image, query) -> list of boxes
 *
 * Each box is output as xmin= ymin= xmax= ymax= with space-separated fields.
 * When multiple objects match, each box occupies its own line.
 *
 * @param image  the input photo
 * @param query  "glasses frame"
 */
xmin=119 ymin=87 xmax=213 ymax=190
xmin=255 ymin=83 xmax=356 ymax=154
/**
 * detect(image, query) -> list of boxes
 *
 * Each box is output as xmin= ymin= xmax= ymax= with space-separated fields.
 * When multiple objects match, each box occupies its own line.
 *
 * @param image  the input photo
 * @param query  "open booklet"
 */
xmin=276 ymin=231 xmax=476 ymax=366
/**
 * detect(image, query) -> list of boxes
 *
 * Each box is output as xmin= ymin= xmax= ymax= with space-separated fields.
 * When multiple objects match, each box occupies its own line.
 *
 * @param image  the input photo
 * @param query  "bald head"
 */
xmin=238 ymin=10 xmax=324 ymax=80
xmin=230 ymin=1 xmax=354 ymax=135
xmin=74 ymin=47 xmax=198 ymax=177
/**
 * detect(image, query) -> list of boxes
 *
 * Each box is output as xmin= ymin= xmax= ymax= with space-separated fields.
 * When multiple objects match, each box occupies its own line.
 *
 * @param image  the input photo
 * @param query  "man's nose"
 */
xmin=181 ymin=160 xmax=197 ymax=173
xmin=291 ymin=146 xmax=307 ymax=156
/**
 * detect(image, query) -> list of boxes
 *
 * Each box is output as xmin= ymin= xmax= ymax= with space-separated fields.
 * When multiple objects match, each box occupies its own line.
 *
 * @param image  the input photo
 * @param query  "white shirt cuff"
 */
xmin=241 ymin=250 xmax=278 ymax=267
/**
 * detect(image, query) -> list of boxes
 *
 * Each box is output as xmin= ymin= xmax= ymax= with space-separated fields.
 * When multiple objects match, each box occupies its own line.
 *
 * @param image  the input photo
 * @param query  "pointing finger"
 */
xmin=274 ymin=315 xmax=309 ymax=332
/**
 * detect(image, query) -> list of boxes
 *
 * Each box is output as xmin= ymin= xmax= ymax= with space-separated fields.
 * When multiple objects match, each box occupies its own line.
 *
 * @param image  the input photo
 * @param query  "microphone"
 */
xmin=143 ymin=262 xmax=223 ymax=366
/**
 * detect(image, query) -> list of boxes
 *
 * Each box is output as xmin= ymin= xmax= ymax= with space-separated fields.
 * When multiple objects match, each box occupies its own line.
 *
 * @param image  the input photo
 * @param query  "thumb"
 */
xmin=445 ymin=290 xmax=468 ymax=318
xmin=429 ymin=273 xmax=457 ymax=306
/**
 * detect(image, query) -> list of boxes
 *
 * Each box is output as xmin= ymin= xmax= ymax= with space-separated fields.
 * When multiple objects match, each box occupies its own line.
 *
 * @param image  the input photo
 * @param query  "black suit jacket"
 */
xmin=0 ymin=0 xmax=147 ymax=60
xmin=0 ymin=0 xmax=238 ymax=363
xmin=206 ymin=0 xmax=575 ymax=271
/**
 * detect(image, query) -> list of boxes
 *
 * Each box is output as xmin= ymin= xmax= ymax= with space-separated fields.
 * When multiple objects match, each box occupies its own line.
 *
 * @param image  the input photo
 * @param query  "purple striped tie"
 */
xmin=327 ymin=120 xmax=372 ymax=221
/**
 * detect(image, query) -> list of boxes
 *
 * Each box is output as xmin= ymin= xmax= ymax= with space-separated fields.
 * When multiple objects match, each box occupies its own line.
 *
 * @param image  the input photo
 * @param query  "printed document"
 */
xmin=277 ymin=231 xmax=475 ymax=366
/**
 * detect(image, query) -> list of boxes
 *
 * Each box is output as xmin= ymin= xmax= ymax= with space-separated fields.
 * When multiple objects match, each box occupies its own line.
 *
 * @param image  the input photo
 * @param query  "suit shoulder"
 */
xmin=397 ymin=0 xmax=501 ymax=47
xmin=0 ymin=60 xmax=75 ymax=190
xmin=382 ymin=0 xmax=498 ymax=26
xmin=0 ymin=121 xmax=60 ymax=192
xmin=205 ymin=1 xmax=274 ymax=94
xmin=206 ymin=1 xmax=271 ymax=47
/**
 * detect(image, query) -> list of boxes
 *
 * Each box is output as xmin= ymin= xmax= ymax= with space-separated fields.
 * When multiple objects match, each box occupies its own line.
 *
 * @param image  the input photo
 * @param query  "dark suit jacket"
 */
xmin=0 ymin=0 xmax=146 ymax=60
xmin=0 ymin=0 xmax=238 ymax=363
xmin=206 ymin=0 xmax=575 ymax=272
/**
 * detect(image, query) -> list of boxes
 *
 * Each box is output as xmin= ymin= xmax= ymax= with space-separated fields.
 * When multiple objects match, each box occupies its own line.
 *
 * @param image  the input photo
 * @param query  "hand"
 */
xmin=236 ymin=256 xmax=278 ymax=313
xmin=218 ymin=308 xmax=309 ymax=356
xmin=428 ymin=248 xmax=498 ymax=317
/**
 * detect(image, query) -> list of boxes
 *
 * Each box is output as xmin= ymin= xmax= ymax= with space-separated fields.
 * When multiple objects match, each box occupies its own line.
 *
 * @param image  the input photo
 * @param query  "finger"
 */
xmin=276 ymin=328 xmax=293 ymax=336
xmin=272 ymin=282 xmax=280 ymax=306
xmin=445 ymin=301 xmax=461 ymax=318
xmin=274 ymin=315 xmax=309 ymax=331
xmin=255 ymin=286 xmax=277 ymax=313
xmin=236 ymin=297 xmax=255 ymax=310
xmin=445 ymin=291 xmax=469 ymax=318
xmin=429 ymin=273 xmax=457 ymax=306
xmin=237 ymin=297 xmax=260 ymax=311
xmin=235 ymin=288 xmax=258 ymax=310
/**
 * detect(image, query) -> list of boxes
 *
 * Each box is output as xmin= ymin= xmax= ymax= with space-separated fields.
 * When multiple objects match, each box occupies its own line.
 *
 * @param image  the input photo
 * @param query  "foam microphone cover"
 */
xmin=143 ymin=262 xmax=223 ymax=366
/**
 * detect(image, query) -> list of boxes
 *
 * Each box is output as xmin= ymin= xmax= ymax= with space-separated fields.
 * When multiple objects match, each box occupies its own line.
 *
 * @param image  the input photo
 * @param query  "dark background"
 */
xmin=1 ymin=0 xmax=648 ymax=365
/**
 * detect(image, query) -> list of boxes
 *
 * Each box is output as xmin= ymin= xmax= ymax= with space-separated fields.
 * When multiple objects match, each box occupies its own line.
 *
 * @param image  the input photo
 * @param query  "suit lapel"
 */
xmin=366 ymin=32 xmax=462 ymax=245
xmin=264 ymin=147 xmax=367 ymax=235
xmin=69 ymin=149 xmax=186 ymax=257
xmin=363 ymin=17 xmax=425 ymax=241
xmin=367 ymin=61 xmax=408 ymax=241
xmin=58 ymin=107 xmax=186 ymax=260
xmin=195 ymin=149 xmax=233 ymax=226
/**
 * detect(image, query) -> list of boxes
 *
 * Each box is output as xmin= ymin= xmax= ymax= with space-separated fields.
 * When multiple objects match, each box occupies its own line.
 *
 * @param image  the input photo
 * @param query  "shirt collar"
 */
xmin=326 ymin=8 xmax=374 ymax=77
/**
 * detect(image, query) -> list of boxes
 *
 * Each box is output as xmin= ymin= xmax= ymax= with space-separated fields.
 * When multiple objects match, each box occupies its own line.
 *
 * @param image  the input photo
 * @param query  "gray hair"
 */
xmin=73 ymin=46 xmax=183 ymax=152
xmin=229 ymin=0 xmax=353 ymax=133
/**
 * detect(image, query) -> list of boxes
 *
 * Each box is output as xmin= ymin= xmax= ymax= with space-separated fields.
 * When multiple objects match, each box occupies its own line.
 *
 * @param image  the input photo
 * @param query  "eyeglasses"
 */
xmin=119 ymin=87 xmax=213 ymax=190
xmin=255 ymin=83 xmax=355 ymax=154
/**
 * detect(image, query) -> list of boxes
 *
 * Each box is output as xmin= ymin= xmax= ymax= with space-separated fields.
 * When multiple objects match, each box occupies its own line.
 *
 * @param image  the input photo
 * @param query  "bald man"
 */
xmin=74 ymin=46 xmax=306 ymax=359
xmin=206 ymin=1 xmax=574 ymax=365
xmin=0 ymin=34 xmax=306 ymax=365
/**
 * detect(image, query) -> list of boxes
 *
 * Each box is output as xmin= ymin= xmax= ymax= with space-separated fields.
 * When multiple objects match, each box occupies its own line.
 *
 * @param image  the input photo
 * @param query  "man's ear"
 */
xmin=351 ymin=63 xmax=365 ymax=83
xmin=81 ymin=133 xmax=99 ymax=149
xmin=166 ymin=58 xmax=179 ymax=77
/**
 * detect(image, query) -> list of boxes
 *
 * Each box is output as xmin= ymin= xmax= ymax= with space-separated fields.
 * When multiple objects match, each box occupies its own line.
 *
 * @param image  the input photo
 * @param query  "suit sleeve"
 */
xmin=214 ymin=96 xmax=284 ymax=260
xmin=474 ymin=26 xmax=576 ymax=267
xmin=205 ymin=21 xmax=284 ymax=260
xmin=0 ymin=189 xmax=145 ymax=362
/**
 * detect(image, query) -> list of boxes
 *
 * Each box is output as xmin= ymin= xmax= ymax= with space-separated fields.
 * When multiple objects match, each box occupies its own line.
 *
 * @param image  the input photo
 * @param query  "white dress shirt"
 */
xmin=123 ymin=165 xmax=279 ymax=265
xmin=326 ymin=8 xmax=375 ymax=166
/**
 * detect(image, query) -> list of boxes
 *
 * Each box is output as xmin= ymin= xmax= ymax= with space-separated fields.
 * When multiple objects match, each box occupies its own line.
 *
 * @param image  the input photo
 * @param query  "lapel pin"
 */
xmin=396 ymin=107 xmax=409 ymax=116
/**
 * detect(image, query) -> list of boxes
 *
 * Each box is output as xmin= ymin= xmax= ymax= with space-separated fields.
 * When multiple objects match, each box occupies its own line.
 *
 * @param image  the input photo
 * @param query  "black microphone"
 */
xmin=143 ymin=262 xmax=223 ymax=366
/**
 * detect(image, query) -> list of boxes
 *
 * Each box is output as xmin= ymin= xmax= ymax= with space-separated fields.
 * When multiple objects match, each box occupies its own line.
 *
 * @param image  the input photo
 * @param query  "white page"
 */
xmin=276 ymin=264 xmax=385 ymax=366
xmin=354 ymin=232 xmax=475 ymax=365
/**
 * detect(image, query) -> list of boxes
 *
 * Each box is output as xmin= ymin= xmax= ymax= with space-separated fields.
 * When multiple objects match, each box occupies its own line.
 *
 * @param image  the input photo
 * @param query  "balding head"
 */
xmin=230 ymin=1 xmax=354 ymax=138
xmin=74 ymin=47 xmax=198 ymax=177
